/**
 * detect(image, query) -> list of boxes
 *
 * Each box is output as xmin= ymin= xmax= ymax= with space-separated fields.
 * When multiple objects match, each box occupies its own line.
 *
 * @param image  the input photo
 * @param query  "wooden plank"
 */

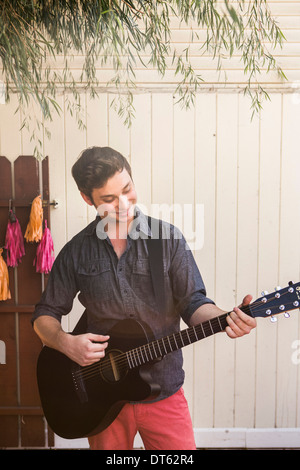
xmin=41 ymin=156 xmax=50 ymax=288
xmin=86 ymin=92 xmax=109 ymax=224
xmin=0 ymin=313 xmax=18 ymax=406
xmin=12 ymin=155 xmax=48 ymax=447
xmin=0 ymin=156 xmax=14 ymax=305
xmin=0 ymin=156 xmax=12 ymax=199
xmin=19 ymin=312 xmax=43 ymax=406
xmin=21 ymin=415 xmax=46 ymax=447
xmin=255 ymin=94 xmax=282 ymax=427
xmin=0 ymin=416 xmax=19 ymax=447
xmin=42 ymin=156 xmax=50 ymax=225
xmin=151 ymin=94 xmax=174 ymax=208
xmin=64 ymin=93 xmax=87 ymax=241
xmin=108 ymin=94 xmax=130 ymax=161
xmin=173 ymin=102 xmax=196 ymax=415
xmin=14 ymin=155 xmax=40 ymax=201
xmin=43 ymin=95 xmax=67 ymax=256
xmin=0 ymin=199 xmax=54 ymax=207
xmin=276 ymin=93 xmax=300 ymax=427
xmin=0 ymin=407 xmax=43 ymax=415
xmin=63 ymin=94 xmax=88 ymax=333
xmin=50 ymin=52 xmax=300 ymax=73
xmin=234 ymin=94 xmax=260 ymax=427
xmin=14 ymin=155 xmax=42 ymax=305
xmin=0 ymin=305 xmax=35 ymax=313
xmin=86 ymin=93 xmax=109 ymax=147
xmin=0 ymin=94 xmax=22 ymax=159
xmin=0 ymin=104 xmax=21 ymax=448
xmin=214 ymin=92 xmax=239 ymax=427
xmin=193 ymin=93 xmax=217 ymax=428
xmin=130 ymin=94 xmax=152 ymax=211
xmin=68 ymin=67 xmax=299 ymax=86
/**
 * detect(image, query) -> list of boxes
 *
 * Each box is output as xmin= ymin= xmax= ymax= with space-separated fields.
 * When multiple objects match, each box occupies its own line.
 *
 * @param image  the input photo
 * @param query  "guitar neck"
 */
xmin=126 ymin=305 xmax=252 ymax=369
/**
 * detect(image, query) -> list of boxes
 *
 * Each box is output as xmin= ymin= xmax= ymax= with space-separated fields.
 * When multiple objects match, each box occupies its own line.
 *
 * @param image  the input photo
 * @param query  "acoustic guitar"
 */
xmin=37 ymin=281 xmax=300 ymax=439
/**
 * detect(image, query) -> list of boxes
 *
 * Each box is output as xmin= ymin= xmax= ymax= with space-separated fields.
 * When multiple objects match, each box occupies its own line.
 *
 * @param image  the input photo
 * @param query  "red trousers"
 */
xmin=88 ymin=388 xmax=196 ymax=450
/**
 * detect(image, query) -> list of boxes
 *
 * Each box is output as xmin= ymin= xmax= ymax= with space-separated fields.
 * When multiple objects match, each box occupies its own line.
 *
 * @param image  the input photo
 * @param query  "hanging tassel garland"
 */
xmin=5 ymin=210 xmax=25 ymax=267
xmin=0 ymin=249 xmax=11 ymax=301
xmin=24 ymin=195 xmax=43 ymax=243
xmin=34 ymin=220 xmax=55 ymax=274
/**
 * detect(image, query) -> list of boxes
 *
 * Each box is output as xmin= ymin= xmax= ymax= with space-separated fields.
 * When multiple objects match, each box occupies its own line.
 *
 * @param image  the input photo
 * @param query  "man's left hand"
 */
xmin=225 ymin=295 xmax=257 ymax=338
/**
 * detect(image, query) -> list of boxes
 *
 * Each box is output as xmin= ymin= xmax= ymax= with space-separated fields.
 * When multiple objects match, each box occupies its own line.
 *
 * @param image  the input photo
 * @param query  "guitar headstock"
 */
xmin=250 ymin=281 xmax=300 ymax=322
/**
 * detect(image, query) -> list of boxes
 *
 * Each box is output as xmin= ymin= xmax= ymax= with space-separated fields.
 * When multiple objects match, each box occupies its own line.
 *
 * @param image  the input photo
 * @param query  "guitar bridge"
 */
xmin=72 ymin=364 xmax=89 ymax=404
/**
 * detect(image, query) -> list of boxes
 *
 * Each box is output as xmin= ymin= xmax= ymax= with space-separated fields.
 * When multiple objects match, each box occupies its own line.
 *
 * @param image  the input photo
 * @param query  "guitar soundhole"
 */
xmin=100 ymin=349 xmax=128 ymax=383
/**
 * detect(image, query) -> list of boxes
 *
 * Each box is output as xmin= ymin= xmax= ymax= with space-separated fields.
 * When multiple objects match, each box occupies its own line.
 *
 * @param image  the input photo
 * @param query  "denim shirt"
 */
xmin=33 ymin=209 xmax=214 ymax=402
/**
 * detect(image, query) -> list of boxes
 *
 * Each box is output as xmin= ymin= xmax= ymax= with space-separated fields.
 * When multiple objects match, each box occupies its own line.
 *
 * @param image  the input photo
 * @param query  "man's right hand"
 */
xmin=64 ymin=332 xmax=110 ymax=367
xmin=33 ymin=316 xmax=109 ymax=367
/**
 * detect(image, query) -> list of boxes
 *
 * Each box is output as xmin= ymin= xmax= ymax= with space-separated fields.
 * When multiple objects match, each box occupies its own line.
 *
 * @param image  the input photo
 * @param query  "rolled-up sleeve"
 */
xmin=169 ymin=229 xmax=214 ymax=325
xmin=32 ymin=243 xmax=78 ymax=325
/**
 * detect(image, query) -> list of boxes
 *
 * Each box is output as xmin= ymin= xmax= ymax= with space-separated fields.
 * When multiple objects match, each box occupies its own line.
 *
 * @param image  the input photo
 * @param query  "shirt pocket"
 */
xmin=131 ymin=259 xmax=155 ymax=306
xmin=77 ymin=260 xmax=113 ymax=302
xmin=131 ymin=258 xmax=171 ymax=310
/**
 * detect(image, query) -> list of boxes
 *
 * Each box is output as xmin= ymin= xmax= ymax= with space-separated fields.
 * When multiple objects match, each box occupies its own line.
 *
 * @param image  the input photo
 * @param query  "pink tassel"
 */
xmin=34 ymin=220 xmax=55 ymax=274
xmin=5 ymin=211 xmax=25 ymax=267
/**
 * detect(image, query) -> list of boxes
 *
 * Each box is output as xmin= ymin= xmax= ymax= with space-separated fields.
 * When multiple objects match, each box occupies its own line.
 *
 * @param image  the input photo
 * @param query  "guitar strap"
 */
xmin=72 ymin=218 xmax=165 ymax=334
xmin=146 ymin=220 xmax=165 ymax=315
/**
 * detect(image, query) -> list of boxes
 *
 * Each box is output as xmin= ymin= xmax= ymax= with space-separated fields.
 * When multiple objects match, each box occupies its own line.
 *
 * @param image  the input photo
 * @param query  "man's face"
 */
xmin=83 ymin=169 xmax=137 ymax=225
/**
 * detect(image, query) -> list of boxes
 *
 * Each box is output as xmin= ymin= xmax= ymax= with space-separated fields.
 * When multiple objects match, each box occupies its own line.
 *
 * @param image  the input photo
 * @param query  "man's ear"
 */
xmin=80 ymin=191 xmax=93 ymax=206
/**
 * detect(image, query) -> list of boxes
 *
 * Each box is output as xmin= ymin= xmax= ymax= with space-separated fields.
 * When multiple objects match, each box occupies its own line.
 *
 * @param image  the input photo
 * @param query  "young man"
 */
xmin=32 ymin=146 xmax=256 ymax=450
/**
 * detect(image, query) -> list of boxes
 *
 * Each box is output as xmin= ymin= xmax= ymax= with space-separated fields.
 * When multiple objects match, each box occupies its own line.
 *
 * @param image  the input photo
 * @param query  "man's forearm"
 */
xmin=189 ymin=303 xmax=226 ymax=327
xmin=189 ymin=295 xmax=256 ymax=338
xmin=33 ymin=315 xmax=71 ymax=354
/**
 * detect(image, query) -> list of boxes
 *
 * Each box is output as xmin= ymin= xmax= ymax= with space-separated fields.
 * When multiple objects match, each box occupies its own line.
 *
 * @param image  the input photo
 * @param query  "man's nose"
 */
xmin=119 ymin=195 xmax=129 ymax=209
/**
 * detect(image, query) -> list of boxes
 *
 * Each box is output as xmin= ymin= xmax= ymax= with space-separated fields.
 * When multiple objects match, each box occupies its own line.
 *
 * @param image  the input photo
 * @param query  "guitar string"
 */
xmin=74 ymin=313 xmax=232 ymax=381
xmin=73 ymin=294 xmax=298 ymax=382
xmin=73 ymin=323 xmax=219 ymax=382
xmin=73 ymin=293 xmax=298 ymax=382
xmin=243 ymin=290 xmax=294 ymax=309
xmin=74 ymin=299 xmax=298 ymax=383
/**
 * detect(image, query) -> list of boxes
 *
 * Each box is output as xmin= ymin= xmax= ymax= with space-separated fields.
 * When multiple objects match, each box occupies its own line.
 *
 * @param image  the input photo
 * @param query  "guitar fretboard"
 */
xmin=125 ymin=307 xmax=252 ymax=369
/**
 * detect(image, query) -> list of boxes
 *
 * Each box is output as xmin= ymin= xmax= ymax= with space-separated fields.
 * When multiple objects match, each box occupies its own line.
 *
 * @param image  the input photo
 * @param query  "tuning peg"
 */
xmin=270 ymin=316 xmax=277 ymax=322
xmin=284 ymin=312 xmax=290 ymax=318
xmin=275 ymin=286 xmax=282 ymax=291
xmin=261 ymin=291 xmax=269 ymax=296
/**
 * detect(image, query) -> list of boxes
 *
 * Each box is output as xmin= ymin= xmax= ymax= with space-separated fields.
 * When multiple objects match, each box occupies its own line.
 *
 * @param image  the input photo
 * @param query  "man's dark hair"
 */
xmin=72 ymin=146 xmax=132 ymax=201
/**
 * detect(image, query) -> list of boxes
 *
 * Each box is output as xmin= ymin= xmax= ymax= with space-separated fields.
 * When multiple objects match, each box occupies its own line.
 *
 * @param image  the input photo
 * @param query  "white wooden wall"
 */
xmin=0 ymin=1 xmax=300 ymax=449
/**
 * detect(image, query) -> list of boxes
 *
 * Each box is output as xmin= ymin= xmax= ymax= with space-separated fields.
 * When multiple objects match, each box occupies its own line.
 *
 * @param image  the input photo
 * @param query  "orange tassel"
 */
xmin=24 ymin=195 xmax=43 ymax=243
xmin=0 ymin=249 xmax=11 ymax=301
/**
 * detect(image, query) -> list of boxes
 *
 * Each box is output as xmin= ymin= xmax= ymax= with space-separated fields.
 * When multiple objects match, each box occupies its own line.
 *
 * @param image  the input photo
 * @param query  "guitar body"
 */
xmin=37 ymin=319 xmax=161 ymax=439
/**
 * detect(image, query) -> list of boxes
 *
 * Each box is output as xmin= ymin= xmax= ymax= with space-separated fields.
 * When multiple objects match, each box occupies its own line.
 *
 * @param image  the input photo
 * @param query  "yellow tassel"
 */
xmin=0 ymin=249 xmax=11 ymax=301
xmin=24 ymin=195 xmax=43 ymax=243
